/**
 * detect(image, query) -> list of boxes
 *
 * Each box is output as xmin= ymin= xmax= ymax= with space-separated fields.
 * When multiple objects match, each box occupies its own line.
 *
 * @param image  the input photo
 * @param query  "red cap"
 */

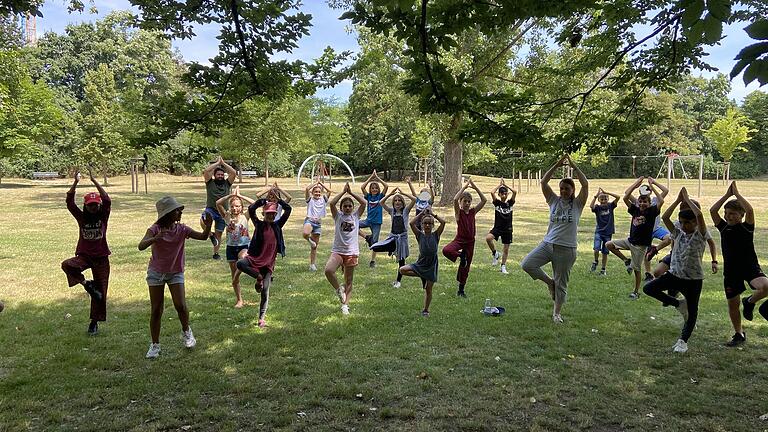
xmin=83 ymin=192 xmax=102 ymax=205
xmin=263 ymin=202 xmax=278 ymax=214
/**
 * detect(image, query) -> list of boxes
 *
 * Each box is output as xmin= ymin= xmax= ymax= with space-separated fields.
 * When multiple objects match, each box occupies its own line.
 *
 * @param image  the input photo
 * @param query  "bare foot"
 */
xmin=234 ymin=301 xmax=244 ymax=309
xmin=546 ymin=280 xmax=555 ymax=301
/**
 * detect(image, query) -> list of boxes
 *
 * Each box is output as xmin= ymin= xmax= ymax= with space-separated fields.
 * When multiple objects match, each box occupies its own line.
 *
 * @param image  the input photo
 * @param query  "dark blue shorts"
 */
xmin=226 ymin=245 xmax=248 ymax=262
xmin=201 ymin=207 xmax=227 ymax=232
xmin=593 ymin=233 xmax=612 ymax=255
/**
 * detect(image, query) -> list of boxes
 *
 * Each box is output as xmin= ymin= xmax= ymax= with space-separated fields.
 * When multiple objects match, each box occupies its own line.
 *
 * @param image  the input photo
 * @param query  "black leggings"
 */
xmin=370 ymin=240 xmax=405 ymax=282
xmin=643 ymin=272 xmax=702 ymax=342
xmin=236 ymin=259 xmax=271 ymax=319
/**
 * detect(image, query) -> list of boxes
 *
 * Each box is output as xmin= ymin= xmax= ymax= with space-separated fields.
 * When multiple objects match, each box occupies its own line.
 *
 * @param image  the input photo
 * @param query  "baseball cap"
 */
xmin=83 ymin=192 xmax=102 ymax=205
xmin=263 ymin=202 xmax=278 ymax=214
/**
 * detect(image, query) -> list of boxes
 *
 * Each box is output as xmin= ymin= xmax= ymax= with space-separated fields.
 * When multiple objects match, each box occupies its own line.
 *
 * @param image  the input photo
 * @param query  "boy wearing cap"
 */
xmin=485 ymin=179 xmax=516 ymax=274
xmin=61 ymin=168 xmax=111 ymax=336
xmin=139 ymin=196 xmax=213 ymax=359
xmin=236 ymin=198 xmax=292 ymax=328
xmin=606 ymin=177 xmax=664 ymax=299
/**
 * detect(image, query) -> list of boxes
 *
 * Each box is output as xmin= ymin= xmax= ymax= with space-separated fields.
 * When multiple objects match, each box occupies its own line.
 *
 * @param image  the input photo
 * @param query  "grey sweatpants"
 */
xmin=521 ymin=241 xmax=577 ymax=305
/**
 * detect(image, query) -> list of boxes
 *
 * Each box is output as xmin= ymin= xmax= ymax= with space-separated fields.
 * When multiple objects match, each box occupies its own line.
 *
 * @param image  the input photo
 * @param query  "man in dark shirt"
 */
xmin=61 ymin=168 xmax=111 ymax=336
xmin=485 ymin=180 xmax=516 ymax=274
xmin=710 ymin=181 xmax=768 ymax=347
xmin=201 ymin=156 xmax=237 ymax=260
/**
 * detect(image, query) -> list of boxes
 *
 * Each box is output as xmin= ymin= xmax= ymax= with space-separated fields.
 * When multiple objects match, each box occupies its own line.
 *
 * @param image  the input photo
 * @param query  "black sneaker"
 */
xmin=590 ymin=261 xmax=597 ymax=272
xmin=725 ymin=332 xmax=746 ymax=347
xmin=624 ymin=259 xmax=632 ymax=274
xmin=83 ymin=280 xmax=103 ymax=302
xmin=457 ymin=290 xmax=466 ymax=298
xmin=742 ymin=297 xmax=755 ymax=321
xmin=87 ymin=320 xmax=98 ymax=336
xmin=365 ymin=235 xmax=373 ymax=246
xmin=369 ymin=260 xmax=376 ymax=268
xmin=644 ymin=272 xmax=654 ymax=282
xmin=212 ymin=253 xmax=221 ymax=260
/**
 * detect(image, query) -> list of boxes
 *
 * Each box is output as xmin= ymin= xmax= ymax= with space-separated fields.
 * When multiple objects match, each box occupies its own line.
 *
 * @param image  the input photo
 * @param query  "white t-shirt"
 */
xmin=332 ymin=212 xmax=360 ymax=255
xmin=542 ymin=196 xmax=585 ymax=248
xmin=306 ymin=196 xmax=327 ymax=220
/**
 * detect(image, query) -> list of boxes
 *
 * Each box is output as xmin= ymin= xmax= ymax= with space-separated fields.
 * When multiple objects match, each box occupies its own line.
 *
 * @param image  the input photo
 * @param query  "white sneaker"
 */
xmin=341 ymin=304 xmax=350 ymax=315
xmin=500 ymin=265 xmax=508 ymax=274
xmin=492 ymin=250 xmax=501 ymax=266
xmin=552 ymin=314 xmax=564 ymax=324
xmin=672 ymin=339 xmax=688 ymax=353
xmin=145 ymin=343 xmax=161 ymax=359
xmin=675 ymin=298 xmax=688 ymax=322
xmin=392 ymin=281 xmax=401 ymax=288
xmin=182 ymin=328 xmax=196 ymax=349
xmin=309 ymin=263 xmax=317 ymax=272
xmin=336 ymin=285 xmax=346 ymax=303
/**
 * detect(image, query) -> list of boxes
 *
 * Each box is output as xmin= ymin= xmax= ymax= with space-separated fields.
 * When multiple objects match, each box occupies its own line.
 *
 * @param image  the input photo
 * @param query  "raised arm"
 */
xmin=567 ymin=155 xmax=589 ymax=206
xmin=709 ymin=183 xmax=732 ymax=226
xmin=541 ymin=156 xmax=566 ymax=203
xmin=604 ymin=190 xmax=621 ymax=205
xmin=731 ymin=181 xmax=754 ymax=225
xmin=273 ymin=183 xmax=293 ymax=203
xmin=375 ymin=171 xmax=389 ymax=196
xmin=407 ymin=178 xmax=417 ymax=196
xmin=215 ymin=193 xmax=235 ymax=222
xmin=66 ymin=171 xmax=82 ymax=217
xmin=402 ymin=189 xmax=417 ymax=213
xmin=328 ymin=184 xmax=345 ymax=219
xmin=203 ymin=156 xmax=222 ymax=182
xmin=661 ymin=190 xmax=681 ymax=232
xmin=453 ymin=179 xmax=471 ymax=216
xmin=433 ymin=211 xmax=447 ymax=237
xmin=410 ymin=208 xmax=424 ymax=237
xmin=277 ymin=199 xmax=292 ymax=228
xmin=254 ymin=185 xmax=272 ymax=198
xmin=623 ymin=177 xmax=644 ymax=207
xmin=589 ymin=188 xmax=601 ymax=210
xmin=648 ymin=180 xmax=664 ymax=208
xmin=490 ymin=181 xmax=502 ymax=202
xmin=220 ymin=158 xmax=238 ymax=183
xmin=349 ymin=188 xmax=367 ymax=218
xmin=87 ymin=167 xmax=108 ymax=198
xmin=379 ymin=187 xmax=397 ymax=215
xmin=650 ymin=177 xmax=669 ymax=200
xmin=469 ymin=179 xmax=487 ymax=212
xmin=681 ymin=187 xmax=706 ymax=236
xmin=360 ymin=172 xmax=375 ymax=194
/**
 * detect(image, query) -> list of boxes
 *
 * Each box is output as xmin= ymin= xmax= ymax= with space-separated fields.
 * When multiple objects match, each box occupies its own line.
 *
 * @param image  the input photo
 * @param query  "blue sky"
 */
xmin=37 ymin=0 xmax=762 ymax=103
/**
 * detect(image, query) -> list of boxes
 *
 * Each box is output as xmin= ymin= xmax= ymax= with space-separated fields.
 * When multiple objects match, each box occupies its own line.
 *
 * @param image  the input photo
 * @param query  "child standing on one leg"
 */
xmin=589 ymin=188 xmax=619 ymax=275
xmin=139 ymin=197 xmax=212 ymax=359
xmin=216 ymin=186 xmax=254 ymax=308
xmin=236 ymin=197 xmax=292 ymax=328
xmin=399 ymin=208 xmax=446 ymax=316
xmin=644 ymin=182 xmax=671 ymax=272
xmin=485 ymin=178 xmax=516 ymax=274
xmin=606 ymin=177 xmax=664 ymax=299
xmin=442 ymin=178 xmax=487 ymax=297
xmin=325 ymin=182 xmax=367 ymax=315
xmin=710 ymin=181 xmax=768 ymax=347
xmin=359 ymin=170 xmax=389 ymax=268
xmin=643 ymin=187 xmax=707 ymax=353
xmin=302 ymin=181 xmax=331 ymax=272
xmin=61 ymin=168 xmax=111 ymax=336
xmin=370 ymin=187 xmax=416 ymax=288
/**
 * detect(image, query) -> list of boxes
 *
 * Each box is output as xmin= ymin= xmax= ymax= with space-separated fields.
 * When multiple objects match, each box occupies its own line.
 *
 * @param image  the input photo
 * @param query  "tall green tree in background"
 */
xmin=739 ymin=91 xmax=768 ymax=175
xmin=705 ymin=108 xmax=755 ymax=181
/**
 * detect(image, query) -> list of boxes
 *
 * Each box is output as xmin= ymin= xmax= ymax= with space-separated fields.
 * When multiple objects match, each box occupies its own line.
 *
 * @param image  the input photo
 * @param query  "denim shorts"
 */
xmin=304 ymin=218 xmax=322 ymax=235
xmin=146 ymin=268 xmax=185 ymax=286
xmin=593 ymin=233 xmax=612 ymax=254
xmin=359 ymin=220 xmax=382 ymax=243
xmin=226 ymin=244 xmax=248 ymax=262
xmin=652 ymin=226 xmax=670 ymax=241
xmin=202 ymin=207 xmax=227 ymax=232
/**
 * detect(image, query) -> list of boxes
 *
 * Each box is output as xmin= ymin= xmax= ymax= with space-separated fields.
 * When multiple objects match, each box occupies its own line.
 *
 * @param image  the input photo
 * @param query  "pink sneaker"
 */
xmin=257 ymin=319 xmax=266 ymax=328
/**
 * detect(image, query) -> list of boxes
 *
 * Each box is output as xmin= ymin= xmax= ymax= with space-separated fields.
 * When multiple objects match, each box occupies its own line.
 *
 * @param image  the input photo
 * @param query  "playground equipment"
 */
xmin=129 ymin=155 xmax=149 ymax=194
xmin=297 ymin=154 xmax=355 ymax=187
xmin=655 ymin=153 xmax=705 ymax=196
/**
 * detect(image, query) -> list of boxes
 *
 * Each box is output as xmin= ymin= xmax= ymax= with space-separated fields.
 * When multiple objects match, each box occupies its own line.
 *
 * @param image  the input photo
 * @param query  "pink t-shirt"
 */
xmin=148 ymin=223 xmax=193 ymax=273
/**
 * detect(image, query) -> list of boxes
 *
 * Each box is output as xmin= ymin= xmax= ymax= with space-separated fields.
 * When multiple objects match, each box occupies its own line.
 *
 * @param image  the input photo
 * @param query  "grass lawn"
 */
xmin=1 ymin=174 xmax=767 ymax=431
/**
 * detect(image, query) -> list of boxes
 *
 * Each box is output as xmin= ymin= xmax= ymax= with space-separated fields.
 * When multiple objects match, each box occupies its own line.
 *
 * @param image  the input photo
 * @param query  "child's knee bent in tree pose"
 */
xmin=400 ymin=209 xmax=446 ymax=316
xmin=370 ymin=187 xmax=416 ymax=288
xmin=358 ymin=170 xmax=389 ymax=268
xmin=325 ymin=182 xmax=367 ymax=315
xmin=442 ymin=177 xmax=487 ymax=297
xmin=139 ymin=197 xmax=213 ymax=359
xmin=216 ymin=186 xmax=254 ymax=308
xmin=302 ymin=181 xmax=331 ymax=271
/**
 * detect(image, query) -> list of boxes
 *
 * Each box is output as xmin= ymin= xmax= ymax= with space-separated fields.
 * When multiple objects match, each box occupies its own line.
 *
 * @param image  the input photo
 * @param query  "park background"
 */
xmin=2 ymin=0 xmax=768 ymax=431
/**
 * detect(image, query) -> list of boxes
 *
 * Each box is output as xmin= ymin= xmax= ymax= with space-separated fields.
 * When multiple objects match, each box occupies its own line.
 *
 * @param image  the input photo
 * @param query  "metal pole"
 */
xmin=667 ymin=155 xmax=672 ymax=189
xmin=698 ymin=154 xmax=704 ymax=197
xmin=527 ymin=170 xmax=531 ymax=192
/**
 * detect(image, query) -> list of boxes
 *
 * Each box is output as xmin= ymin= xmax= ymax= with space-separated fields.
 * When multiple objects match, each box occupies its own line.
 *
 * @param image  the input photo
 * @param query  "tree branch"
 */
xmin=230 ymin=0 xmax=260 ymax=88
xmin=472 ymin=18 xmax=538 ymax=80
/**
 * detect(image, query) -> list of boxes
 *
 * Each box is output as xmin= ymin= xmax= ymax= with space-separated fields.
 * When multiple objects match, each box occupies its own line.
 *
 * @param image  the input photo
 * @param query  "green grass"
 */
xmin=1 ymin=175 xmax=768 ymax=431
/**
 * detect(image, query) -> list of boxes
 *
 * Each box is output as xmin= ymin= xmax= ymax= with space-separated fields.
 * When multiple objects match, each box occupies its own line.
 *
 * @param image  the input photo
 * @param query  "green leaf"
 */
xmin=702 ymin=14 xmax=723 ymax=43
xmin=734 ymin=42 xmax=768 ymax=60
xmin=706 ymin=0 xmax=731 ymax=21
xmin=743 ymin=59 xmax=768 ymax=86
xmin=744 ymin=20 xmax=768 ymax=41
xmin=681 ymin=0 xmax=705 ymax=28
xmin=338 ymin=11 xmax=356 ymax=21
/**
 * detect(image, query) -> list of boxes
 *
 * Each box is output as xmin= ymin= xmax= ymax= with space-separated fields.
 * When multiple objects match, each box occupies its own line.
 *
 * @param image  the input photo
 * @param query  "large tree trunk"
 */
xmin=438 ymin=113 xmax=463 ymax=206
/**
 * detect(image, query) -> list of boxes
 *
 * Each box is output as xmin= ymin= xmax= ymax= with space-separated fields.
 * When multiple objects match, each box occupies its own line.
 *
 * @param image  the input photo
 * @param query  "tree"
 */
xmin=343 ymin=0 xmax=760 ymax=200
xmin=704 ymin=108 xmax=756 ymax=180
xmin=0 ymin=50 xmax=63 ymax=179
xmin=730 ymin=19 xmax=768 ymax=86
xmin=76 ymin=63 xmax=130 ymax=183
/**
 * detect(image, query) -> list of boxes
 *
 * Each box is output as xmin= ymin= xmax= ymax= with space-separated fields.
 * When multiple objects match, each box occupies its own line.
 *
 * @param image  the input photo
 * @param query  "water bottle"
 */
xmin=484 ymin=298 xmax=492 ymax=314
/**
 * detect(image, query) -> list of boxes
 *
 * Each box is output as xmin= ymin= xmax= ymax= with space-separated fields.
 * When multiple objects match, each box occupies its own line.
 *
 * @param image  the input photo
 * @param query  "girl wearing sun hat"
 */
xmin=138 ymin=196 xmax=213 ymax=359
